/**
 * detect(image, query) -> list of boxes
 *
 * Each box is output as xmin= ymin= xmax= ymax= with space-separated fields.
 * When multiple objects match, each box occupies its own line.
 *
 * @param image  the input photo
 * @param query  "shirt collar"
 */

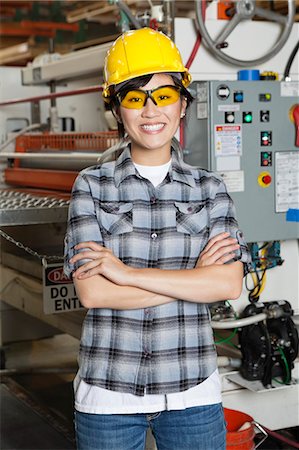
xmin=114 ymin=145 xmax=195 ymax=188
xmin=170 ymin=149 xmax=196 ymax=188
xmin=114 ymin=146 xmax=137 ymax=187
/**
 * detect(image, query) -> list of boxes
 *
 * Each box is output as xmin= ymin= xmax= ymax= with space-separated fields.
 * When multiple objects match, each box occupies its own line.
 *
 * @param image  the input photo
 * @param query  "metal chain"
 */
xmin=0 ymin=228 xmax=63 ymax=266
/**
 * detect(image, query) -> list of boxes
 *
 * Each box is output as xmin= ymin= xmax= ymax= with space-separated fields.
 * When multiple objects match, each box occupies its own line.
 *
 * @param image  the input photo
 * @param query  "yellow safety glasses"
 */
xmin=118 ymin=85 xmax=181 ymax=109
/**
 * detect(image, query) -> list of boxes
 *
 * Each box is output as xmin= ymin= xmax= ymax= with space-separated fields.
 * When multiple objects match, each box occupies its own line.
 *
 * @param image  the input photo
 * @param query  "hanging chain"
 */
xmin=0 ymin=229 xmax=63 ymax=267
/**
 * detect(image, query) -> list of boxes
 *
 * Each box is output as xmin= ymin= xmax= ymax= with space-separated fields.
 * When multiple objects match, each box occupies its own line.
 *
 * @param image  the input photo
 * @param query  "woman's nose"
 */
xmin=141 ymin=97 xmax=160 ymax=117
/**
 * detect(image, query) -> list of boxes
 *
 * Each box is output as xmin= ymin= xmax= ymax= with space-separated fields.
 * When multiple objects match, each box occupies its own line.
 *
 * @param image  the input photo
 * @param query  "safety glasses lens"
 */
xmin=152 ymin=86 xmax=180 ymax=106
xmin=120 ymin=86 xmax=181 ymax=109
xmin=120 ymin=90 xmax=147 ymax=109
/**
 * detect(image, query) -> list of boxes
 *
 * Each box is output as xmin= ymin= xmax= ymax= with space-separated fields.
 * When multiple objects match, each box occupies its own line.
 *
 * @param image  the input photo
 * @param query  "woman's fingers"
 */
xmin=202 ymin=236 xmax=239 ymax=258
xmin=70 ymin=250 xmax=108 ymax=264
xmin=208 ymin=243 xmax=239 ymax=260
xmin=201 ymin=232 xmax=230 ymax=254
xmin=73 ymin=259 xmax=101 ymax=278
xmin=214 ymin=251 xmax=238 ymax=265
xmin=74 ymin=241 xmax=109 ymax=252
xmin=197 ymin=232 xmax=240 ymax=267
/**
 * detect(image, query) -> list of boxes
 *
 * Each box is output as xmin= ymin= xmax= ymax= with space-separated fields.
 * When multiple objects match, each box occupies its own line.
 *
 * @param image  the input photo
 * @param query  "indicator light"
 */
xmin=243 ymin=112 xmax=252 ymax=123
xmin=259 ymin=93 xmax=272 ymax=102
xmin=260 ymin=151 xmax=272 ymax=167
xmin=261 ymin=131 xmax=272 ymax=146
xmin=225 ymin=112 xmax=235 ymax=123
xmin=234 ymin=91 xmax=244 ymax=102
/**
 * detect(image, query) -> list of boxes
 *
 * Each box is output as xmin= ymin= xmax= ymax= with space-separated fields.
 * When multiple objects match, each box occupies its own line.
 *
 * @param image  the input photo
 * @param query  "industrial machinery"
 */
xmin=0 ymin=0 xmax=298 ymax=437
xmin=184 ymin=79 xmax=299 ymax=242
xmin=239 ymin=300 xmax=298 ymax=388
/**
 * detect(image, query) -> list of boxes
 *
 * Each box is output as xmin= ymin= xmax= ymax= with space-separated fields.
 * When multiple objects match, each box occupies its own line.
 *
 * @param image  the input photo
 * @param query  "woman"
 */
xmin=64 ymin=28 xmax=251 ymax=450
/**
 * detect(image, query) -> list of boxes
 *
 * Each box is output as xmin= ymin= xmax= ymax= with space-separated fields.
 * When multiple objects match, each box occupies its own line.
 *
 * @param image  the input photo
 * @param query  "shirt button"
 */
xmin=144 ymin=308 xmax=150 ymax=316
xmin=151 ymin=232 xmax=158 ymax=240
xmin=187 ymin=206 xmax=193 ymax=212
xmin=150 ymin=196 xmax=156 ymax=204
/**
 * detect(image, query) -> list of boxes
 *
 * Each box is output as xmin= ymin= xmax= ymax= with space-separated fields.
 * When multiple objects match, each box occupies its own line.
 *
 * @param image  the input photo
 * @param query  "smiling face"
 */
xmin=118 ymin=74 xmax=186 ymax=165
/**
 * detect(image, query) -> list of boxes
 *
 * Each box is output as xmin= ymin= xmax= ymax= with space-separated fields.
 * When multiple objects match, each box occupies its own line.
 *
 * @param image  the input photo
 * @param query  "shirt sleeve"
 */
xmin=209 ymin=178 xmax=252 ymax=276
xmin=64 ymin=173 xmax=103 ymax=278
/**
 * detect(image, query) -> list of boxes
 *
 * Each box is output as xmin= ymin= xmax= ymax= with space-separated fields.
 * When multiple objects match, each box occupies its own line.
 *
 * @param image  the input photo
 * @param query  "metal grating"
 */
xmin=0 ymin=190 xmax=69 ymax=226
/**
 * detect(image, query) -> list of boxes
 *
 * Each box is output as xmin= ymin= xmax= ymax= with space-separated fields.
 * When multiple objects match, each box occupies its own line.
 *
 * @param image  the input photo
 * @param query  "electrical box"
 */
xmin=184 ymin=80 xmax=299 ymax=243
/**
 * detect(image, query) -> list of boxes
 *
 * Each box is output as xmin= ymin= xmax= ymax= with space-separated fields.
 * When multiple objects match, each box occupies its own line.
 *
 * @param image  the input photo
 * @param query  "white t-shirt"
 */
xmin=74 ymin=160 xmax=221 ymax=414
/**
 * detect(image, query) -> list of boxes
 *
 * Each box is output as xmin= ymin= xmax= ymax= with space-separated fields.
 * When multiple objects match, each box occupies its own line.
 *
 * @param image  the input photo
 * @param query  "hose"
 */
xmin=283 ymin=39 xmax=299 ymax=80
xmin=259 ymin=425 xmax=299 ymax=449
xmin=217 ymin=356 xmax=241 ymax=368
xmin=211 ymin=313 xmax=267 ymax=329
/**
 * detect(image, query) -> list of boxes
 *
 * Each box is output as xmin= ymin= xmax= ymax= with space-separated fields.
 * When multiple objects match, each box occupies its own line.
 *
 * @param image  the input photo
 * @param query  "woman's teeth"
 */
xmin=141 ymin=123 xmax=165 ymax=132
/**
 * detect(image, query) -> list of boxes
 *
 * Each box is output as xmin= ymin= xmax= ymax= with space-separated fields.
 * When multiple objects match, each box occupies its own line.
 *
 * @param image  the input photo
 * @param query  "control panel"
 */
xmin=184 ymin=81 xmax=299 ymax=242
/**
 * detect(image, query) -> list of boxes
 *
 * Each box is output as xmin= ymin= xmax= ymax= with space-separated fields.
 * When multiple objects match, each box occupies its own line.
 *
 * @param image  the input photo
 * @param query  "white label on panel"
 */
xmin=275 ymin=152 xmax=299 ymax=213
xmin=280 ymin=81 xmax=299 ymax=97
xmin=214 ymin=124 xmax=242 ymax=156
xmin=218 ymin=105 xmax=240 ymax=112
xmin=217 ymin=170 xmax=245 ymax=192
xmin=197 ymin=102 xmax=208 ymax=119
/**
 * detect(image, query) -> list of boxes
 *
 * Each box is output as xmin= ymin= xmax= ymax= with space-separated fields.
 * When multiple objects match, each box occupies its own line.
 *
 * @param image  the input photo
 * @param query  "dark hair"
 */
xmin=108 ymin=74 xmax=194 ymax=138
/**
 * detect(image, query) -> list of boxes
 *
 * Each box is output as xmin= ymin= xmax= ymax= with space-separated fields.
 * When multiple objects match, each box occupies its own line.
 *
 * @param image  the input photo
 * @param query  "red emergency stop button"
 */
xmin=262 ymin=174 xmax=272 ymax=185
xmin=258 ymin=171 xmax=272 ymax=188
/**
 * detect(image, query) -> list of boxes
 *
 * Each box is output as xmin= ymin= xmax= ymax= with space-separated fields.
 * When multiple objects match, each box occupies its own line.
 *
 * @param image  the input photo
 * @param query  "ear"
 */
xmin=180 ymin=97 xmax=187 ymax=119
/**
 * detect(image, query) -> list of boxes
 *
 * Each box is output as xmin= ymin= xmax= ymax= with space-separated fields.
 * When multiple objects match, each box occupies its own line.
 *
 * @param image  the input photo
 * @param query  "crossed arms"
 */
xmin=69 ymin=232 xmax=244 ymax=310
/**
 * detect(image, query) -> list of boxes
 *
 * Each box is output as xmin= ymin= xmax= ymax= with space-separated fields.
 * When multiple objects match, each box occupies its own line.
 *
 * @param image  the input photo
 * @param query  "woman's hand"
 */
xmin=70 ymin=241 xmax=134 ymax=286
xmin=196 ymin=232 xmax=240 ymax=267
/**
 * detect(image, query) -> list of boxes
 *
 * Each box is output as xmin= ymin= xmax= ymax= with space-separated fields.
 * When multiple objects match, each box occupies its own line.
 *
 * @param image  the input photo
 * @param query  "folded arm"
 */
xmin=71 ymin=232 xmax=243 ymax=309
xmin=74 ymin=275 xmax=174 ymax=310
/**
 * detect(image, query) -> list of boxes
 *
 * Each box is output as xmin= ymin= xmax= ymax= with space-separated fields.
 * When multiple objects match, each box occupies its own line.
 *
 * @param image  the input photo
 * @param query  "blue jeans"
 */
xmin=75 ymin=403 xmax=226 ymax=450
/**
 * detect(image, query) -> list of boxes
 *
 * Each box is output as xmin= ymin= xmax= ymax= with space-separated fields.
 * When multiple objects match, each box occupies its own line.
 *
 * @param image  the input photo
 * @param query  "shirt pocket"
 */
xmin=175 ymin=202 xmax=208 ymax=235
xmin=97 ymin=202 xmax=133 ymax=235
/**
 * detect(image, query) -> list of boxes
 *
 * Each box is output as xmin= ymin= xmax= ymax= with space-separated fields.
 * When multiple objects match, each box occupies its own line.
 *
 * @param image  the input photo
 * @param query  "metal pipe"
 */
xmin=0 ymin=152 xmax=102 ymax=160
xmin=0 ymin=85 xmax=102 ymax=107
xmin=211 ymin=313 xmax=267 ymax=329
xmin=0 ymin=124 xmax=41 ymax=151
xmin=116 ymin=0 xmax=142 ymax=29
xmin=163 ymin=0 xmax=175 ymax=39
xmin=217 ymin=356 xmax=241 ymax=368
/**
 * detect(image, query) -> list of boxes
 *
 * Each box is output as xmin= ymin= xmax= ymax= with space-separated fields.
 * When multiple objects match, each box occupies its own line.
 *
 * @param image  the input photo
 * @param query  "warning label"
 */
xmin=215 ymin=124 xmax=242 ymax=157
xmin=43 ymin=263 xmax=84 ymax=314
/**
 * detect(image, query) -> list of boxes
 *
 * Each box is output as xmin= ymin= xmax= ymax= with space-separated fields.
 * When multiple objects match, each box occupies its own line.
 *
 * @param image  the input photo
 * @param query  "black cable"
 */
xmin=258 ymin=242 xmax=270 ymax=251
xmin=284 ymin=40 xmax=299 ymax=79
xmin=248 ymin=269 xmax=267 ymax=303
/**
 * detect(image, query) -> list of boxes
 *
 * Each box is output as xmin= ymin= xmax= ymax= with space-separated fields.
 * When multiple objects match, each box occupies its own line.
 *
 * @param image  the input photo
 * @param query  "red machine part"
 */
xmin=292 ymin=104 xmax=299 ymax=147
xmin=5 ymin=131 xmax=119 ymax=192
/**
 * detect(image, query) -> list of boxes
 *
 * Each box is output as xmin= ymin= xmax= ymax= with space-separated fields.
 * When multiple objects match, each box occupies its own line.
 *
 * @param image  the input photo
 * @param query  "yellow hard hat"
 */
xmin=102 ymin=27 xmax=191 ymax=102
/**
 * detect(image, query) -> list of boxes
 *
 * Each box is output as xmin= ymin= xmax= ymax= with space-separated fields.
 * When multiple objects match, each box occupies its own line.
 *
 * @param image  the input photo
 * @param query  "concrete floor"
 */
xmin=1 ymin=334 xmax=78 ymax=450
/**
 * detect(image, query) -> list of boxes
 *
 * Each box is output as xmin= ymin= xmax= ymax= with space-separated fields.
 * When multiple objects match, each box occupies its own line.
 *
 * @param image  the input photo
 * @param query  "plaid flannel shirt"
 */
xmin=64 ymin=146 xmax=251 ymax=396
